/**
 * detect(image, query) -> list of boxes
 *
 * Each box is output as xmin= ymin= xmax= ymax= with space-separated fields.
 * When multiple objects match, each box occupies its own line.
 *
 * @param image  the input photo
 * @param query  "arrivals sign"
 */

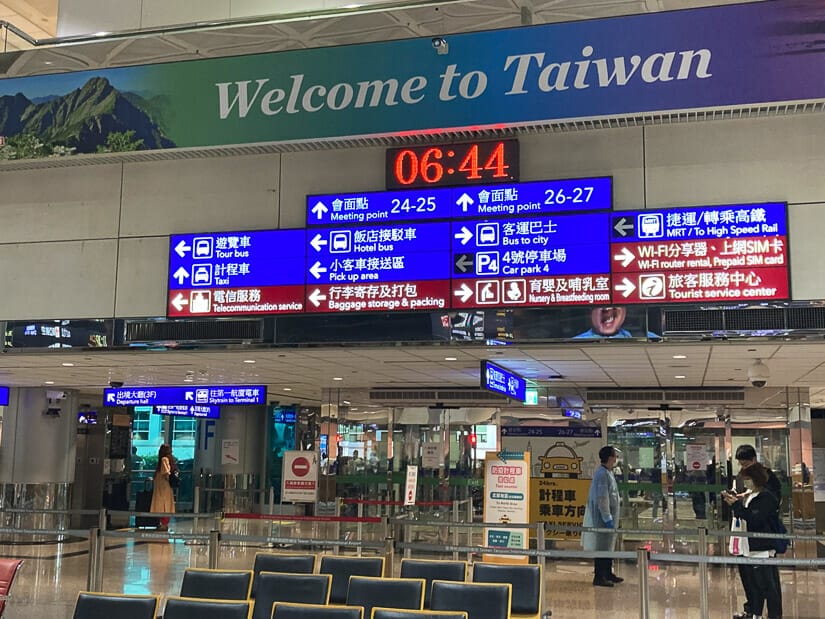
xmin=0 ymin=3 xmax=820 ymax=158
xmin=103 ymin=385 xmax=266 ymax=407
xmin=153 ymin=404 xmax=221 ymax=419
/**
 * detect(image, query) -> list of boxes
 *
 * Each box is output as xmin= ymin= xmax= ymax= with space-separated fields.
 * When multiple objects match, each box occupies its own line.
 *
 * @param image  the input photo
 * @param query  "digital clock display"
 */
xmin=386 ymin=139 xmax=519 ymax=189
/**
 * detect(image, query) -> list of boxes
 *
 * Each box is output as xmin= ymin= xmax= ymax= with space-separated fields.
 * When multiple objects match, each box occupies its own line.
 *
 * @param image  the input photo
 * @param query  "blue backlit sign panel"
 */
xmin=307 ymin=177 xmax=611 ymax=226
xmin=154 ymin=404 xmax=221 ymax=419
xmin=305 ymin=222 xmax=452 ymax=313
xmin=104 ymin=385 xmax=267 ymax=407
xmin=452 ymin=212 xmax=612 ymax=308
xmin=0 ymin=386 xmax=8 ymax=406
xmin=167 ymin=230 xmax=306 ymax=317
xmin=481 ymin=360 xmax=527 ymax=401
xmin=610 ymin=202 xmax=789 ymax=303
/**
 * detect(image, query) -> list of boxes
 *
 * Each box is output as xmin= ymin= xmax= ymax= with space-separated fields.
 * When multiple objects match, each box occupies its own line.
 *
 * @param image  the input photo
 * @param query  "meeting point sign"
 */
xmin=0 ymin=1 xmax=820 ymax=157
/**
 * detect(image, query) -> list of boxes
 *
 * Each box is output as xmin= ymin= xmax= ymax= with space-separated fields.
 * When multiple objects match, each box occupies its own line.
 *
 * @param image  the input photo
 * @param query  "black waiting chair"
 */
xmin=252 ymin=572 xmax=332 ymax=619
xmin=430 ymin=580 xmax=511 ymax=619
xmin=164 ymin=596 xmax=251 ymax=619
xmin=399 ymin=559 xmax=467 ymax=608
xmin=372 ymin=610 xmax=468 ymax=619
xmin=179 ymin=568 xmax=253 ymax=601
xmin=473 ymin=562 xmax=542 ymax=619
xmin=72 ymin=592 xmax=160 ymax=619
xmin=251 ymin=553 xmax=316 ymax=597
xmin=273 ymin=602 xmax=364 ymax=619
xmin=346 ymin=576 xmax=425 ymax=617
xmin=319 ymin=555 xmax=385 ymax=604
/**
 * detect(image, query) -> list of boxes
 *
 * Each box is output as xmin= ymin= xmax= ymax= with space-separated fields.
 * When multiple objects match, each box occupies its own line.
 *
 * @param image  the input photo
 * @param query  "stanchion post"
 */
xmin=637 ymin=547 xmax=650 ymax=619
xmin=357 ymin=503 xmax=364 ymax=557
xmin=192 ymin=486 xmax=201 ymax=536
xmin=86 ymin=527 xmax=105 ymax=592
xmin=466 ymin=498 xmax=474 ymax=550
xmin=536 ymin=523 xmax=546 ymax=581
xmin=98 ymin=508 xmax=107 ymax=533
xmin=269 ymin=487 xmax=275 ymax=515
xmin=334 ymin=498 xmax=341 ymax=555
xmin=208 ymin=529 xmax=221 ymax=569
xmin=698 ymin=527 xmax=709 ymax=619
xmin=383 ymin=516 xmax=394 ymax=577
xmin=452 ymin=500 xmax=460 ymax=561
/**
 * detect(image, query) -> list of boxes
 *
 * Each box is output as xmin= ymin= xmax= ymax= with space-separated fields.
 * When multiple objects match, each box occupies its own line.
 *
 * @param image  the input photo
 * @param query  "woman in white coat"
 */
xmin=582 ymin=445 xmax=622 ymax=587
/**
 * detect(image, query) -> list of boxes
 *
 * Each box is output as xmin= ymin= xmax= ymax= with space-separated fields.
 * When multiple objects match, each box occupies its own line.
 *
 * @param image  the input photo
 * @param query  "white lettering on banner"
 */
xmin=216 ymin=45 xmax=712 ymax=120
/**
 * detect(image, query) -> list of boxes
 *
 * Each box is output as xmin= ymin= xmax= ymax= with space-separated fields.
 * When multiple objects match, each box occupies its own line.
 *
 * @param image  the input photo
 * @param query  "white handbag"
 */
xmin=729 ymin=515 xmax=749 ymax=556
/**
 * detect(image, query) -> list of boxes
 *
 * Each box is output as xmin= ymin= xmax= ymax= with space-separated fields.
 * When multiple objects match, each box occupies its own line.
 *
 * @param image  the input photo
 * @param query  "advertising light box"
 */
xmin=167 ymin=230 xmax=306 ymax=317
xmin=452 ymin=212 xmax=612 ymax=308
xmin=307 ymin=177 xmax=612 ymax=226
xmin=610 ymin=203 xmax=789 ymax=303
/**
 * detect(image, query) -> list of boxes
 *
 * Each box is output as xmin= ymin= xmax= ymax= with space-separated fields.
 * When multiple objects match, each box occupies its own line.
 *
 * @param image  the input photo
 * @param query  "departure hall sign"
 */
xmin=166 ymin=182 xmax=788 ymax=316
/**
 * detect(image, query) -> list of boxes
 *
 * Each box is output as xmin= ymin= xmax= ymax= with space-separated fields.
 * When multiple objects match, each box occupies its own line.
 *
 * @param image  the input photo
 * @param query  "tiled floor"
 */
xmin=1 ymin=526 xmax=822 ymax=618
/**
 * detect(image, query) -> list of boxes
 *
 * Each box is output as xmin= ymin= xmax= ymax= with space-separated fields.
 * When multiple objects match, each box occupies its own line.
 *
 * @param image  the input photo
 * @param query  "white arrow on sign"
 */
xmin=613 ymin=247 xmax=635 ymax=267
xmin=310 ymin=233 xmax=328 ymax=252
xmin=174 ymin=239 xmax=192 ymax=257
xmin=311 ymin=201 xmax=329 ymax=220
xmin=454 ymin=226 xmax=473 ymax=245
xmin=308 ymin=289 xmax=327 ymax=307
xmin=173 ymin=266 xmax=190 ymax=285
xmin=454 ymin=283 xmax=473 ymax=303
xmin=456 ymin=193 xmax=474 ymax=212
xmin=185 ymin=391 xmax=194 ymax=401
xmin=613 ymin=217 xmax=633 ymax=236
xmin=309 ymin=261 xmax=327 ymax=279
xmin=106 ymin=392 xmax=116 ymax=403
xmin=171 ymin=293 xmax=188 ymax=312
xmin=615 ymin=277 xmax=637 ymax=298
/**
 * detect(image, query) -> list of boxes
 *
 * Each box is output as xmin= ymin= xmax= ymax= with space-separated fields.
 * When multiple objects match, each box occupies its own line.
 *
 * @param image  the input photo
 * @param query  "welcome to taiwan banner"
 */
xmin=0 ymin=1 xmax=820 ymax=158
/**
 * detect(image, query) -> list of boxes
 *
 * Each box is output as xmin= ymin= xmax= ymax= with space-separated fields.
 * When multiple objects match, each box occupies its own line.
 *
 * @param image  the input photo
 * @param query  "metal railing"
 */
xmin=0 ymin=505 xmax=822 ymax=619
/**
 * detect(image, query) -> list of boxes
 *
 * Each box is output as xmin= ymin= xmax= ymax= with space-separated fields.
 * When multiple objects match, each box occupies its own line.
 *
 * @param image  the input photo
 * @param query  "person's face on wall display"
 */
xmin=590 ymin=307 xmax=627 ymax=336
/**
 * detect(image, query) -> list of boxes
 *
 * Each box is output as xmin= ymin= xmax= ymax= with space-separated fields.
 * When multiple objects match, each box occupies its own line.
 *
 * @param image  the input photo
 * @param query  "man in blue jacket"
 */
xmin=582 ymin=445 xmax=622 ymax=587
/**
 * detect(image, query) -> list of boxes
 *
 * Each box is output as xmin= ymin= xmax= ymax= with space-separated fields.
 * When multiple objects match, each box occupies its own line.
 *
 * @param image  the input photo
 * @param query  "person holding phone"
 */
xmin=723 ymin=463 xmax=782 ymax=619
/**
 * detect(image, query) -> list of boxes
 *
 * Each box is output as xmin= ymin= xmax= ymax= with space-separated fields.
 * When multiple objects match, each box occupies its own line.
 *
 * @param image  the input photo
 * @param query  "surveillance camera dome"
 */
xmin=747 ymin=359 xmax=770 ymax=388
xmin=431 ymin=37 xmax=445 ymax=48
xmin=109 ymin=380 xmax=124 ymax=389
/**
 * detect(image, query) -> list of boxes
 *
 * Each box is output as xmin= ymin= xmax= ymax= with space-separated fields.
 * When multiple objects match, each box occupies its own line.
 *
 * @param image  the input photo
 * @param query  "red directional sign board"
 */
xmin=610 ymin=204 xmax=789 ymax=304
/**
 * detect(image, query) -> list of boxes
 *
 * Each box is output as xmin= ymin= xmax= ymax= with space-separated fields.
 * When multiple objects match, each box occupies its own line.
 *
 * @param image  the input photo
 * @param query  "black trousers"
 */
xmin=746 ymin=563 xmax=782 ymax=618
xmin=737 ymin=563 xmax=755 ymax=614
xmin=594 ymin=557 xmax=613 ymax=580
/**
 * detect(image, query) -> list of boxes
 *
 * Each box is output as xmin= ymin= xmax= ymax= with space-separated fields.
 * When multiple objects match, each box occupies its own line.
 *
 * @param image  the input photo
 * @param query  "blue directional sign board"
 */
xmin=307 ymin=177 xmax=612 ymax=226
xmin=103 ymin=385 xmax=267 ymax=407
xmin=306 ymin=222 xmax=453 ymax=312
xmin=154 ymin=404 xmax=221 ymax=419
xmin=0 ymin=386 xmax=8 ymax=406
xmin=167 ymin=230 xmax=306 ymax=317
xmin=481 ymin=360 xmax=527 ymax=401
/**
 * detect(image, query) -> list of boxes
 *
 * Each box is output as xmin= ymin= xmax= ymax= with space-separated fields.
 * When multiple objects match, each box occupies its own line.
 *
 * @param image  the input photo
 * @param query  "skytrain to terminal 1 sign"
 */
xmin=609 ymin=203 xmax=788 ymax=303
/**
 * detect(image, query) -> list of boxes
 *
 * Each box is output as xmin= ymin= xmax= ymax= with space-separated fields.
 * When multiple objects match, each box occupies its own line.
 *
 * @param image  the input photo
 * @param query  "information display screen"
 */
xmin=0 ymin=386 xmax=9 ymax=406
xmin=104 ymin=385 xmax=267 ymax=407
xmin=307 ymin=177 xmax=612 ymax=226
xmin=167 ymin=230 xmax=306 ymax=317
xmin=610 ymin=203 xmax=788 ymax=303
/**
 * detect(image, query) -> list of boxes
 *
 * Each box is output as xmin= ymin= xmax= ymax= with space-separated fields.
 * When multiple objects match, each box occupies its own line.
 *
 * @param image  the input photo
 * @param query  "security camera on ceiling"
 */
xmin=748 ymin=359 xmax=770 ymax=388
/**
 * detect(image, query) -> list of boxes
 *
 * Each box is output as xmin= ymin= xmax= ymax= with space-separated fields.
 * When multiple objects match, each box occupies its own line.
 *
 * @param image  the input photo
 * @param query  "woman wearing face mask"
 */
xmin=722 ymin=462 xmax=782 ymax=619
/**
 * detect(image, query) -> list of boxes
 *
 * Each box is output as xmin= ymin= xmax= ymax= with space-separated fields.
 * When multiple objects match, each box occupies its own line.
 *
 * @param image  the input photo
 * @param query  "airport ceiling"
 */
xmin=0 ymin=340 xmax=822 ymax=410
xmin=2 ymin=0 xmax=760 ymax=75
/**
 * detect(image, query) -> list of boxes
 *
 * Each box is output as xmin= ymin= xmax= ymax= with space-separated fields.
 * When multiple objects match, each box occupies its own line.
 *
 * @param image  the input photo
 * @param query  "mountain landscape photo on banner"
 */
xmin=0 ymin=75 xmax=174 ymax=158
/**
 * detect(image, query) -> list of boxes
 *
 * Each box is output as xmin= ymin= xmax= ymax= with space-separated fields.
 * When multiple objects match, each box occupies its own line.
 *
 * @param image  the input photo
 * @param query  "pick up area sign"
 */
xmin=282 ymin=451 xmax=319 ymax=503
